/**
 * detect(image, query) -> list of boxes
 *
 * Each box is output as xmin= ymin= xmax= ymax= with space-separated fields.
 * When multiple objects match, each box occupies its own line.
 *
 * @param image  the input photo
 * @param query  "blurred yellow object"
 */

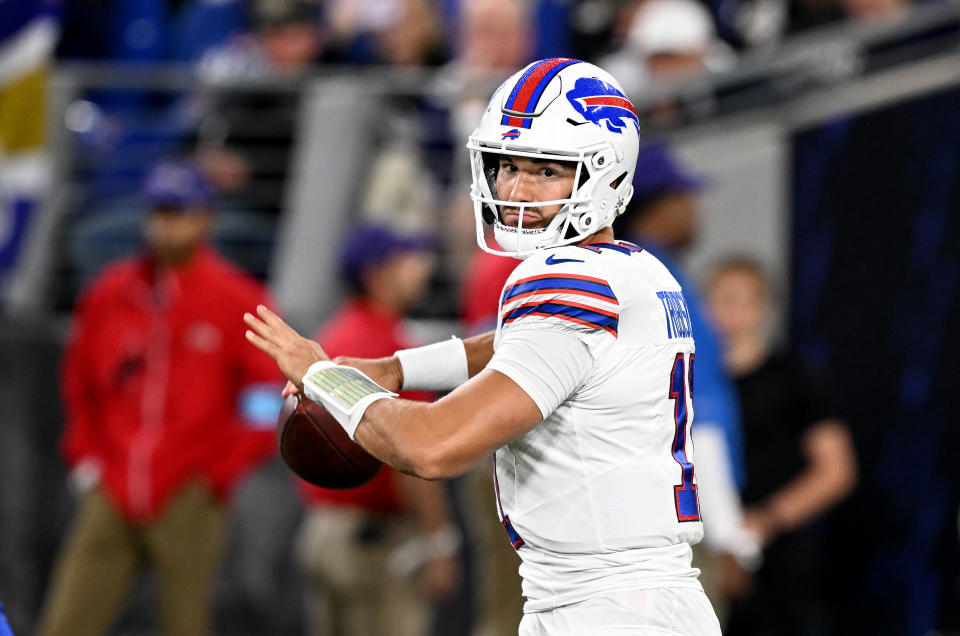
xmin=0 ymin=66 xmax=48 ymax=153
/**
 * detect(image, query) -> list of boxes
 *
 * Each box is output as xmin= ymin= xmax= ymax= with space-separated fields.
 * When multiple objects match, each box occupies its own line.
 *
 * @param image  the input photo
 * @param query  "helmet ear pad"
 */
xmin=482 ymin=205 xmax=497 ymax=225
xmin=573 ymin=210 xmax=599 ymax=234
xmin=480 ymin=152 xmax=500 ymax=225
xmin=615 ymin=183 xmax=635 ymax=216
xmin=481 ymin=152 xmax=499 ymax=198
xmin=573 ymin=154 xmax=627 ymax=232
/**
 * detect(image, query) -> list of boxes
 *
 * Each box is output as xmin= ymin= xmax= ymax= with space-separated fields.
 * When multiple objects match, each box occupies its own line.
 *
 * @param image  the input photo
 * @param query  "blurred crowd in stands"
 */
xmin=51 ymin=0 xmax=916 ymax=70
xmin=19 ymin=0 xmax=940 ymax=310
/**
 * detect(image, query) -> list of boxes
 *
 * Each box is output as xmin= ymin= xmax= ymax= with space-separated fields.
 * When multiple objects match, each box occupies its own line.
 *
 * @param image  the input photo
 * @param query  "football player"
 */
xmin=246 ymin=58 xmax=721 ymax=635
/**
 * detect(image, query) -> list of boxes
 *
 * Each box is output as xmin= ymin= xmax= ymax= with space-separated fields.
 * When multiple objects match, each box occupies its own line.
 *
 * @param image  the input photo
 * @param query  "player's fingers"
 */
xmin=257 ymin=304 xmax=305 ymax=340
xmin=256 ymin=304 xmax=291 ymax=332
xmin=282 ymin=381 xmax=299 ymax=398
xmin=244 ymin=312 xmax=277 ymax=341
xmin=245 ymin=329 xmax=280 ymax=358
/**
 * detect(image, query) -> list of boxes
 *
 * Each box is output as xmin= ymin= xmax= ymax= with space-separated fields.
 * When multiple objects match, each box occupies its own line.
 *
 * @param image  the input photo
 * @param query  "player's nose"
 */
xmin=503 ymin=171 xmax=536 ymax=202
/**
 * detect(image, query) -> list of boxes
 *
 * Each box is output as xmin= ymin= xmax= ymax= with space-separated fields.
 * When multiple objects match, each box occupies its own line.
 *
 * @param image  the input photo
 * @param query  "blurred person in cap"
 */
xmin=192 ymin=0 xmax=323 ymax=256
xmin=602 ymin=0 xmax=735 ymax=122
xmin=295 ymin=222 xmax=460 ymax=636
xmin=36 ymin=159 xmax=282 ymax=636
xmin=705 ymin=256 xmax=857 ymax=635
xmin=251 ymin=0 xmax=325 ymax=72
xmin=613 ymin=142 xmax=760 ymax=617
xmin=196 ymin=0 xmax=325 ymax=80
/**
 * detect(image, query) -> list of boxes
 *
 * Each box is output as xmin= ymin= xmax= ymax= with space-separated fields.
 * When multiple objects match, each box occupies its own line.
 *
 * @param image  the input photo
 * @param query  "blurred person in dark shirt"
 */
xmin=706 ymin=256 xmax=858 ymax=636
xmin=191 ymin=0 xmax=325 ymax=239
xmin=296 ymin=223 xmax=460 ymax=636
xmin=430 ymin=0 xmax=535 ymax=280
xmin=36 ymin=159 xmax=281 ymax=636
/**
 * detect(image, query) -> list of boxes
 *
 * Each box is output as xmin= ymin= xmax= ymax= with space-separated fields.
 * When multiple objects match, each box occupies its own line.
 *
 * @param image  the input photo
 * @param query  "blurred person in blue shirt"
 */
xmin=0 ymin=603 xmax=14 ymax=636
xmin=613 ymin=141 xmax=760 ymax=609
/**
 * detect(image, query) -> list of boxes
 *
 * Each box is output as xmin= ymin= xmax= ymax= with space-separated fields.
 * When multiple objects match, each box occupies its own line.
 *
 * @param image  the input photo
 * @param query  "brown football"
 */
xmin=276 ymin=393 xmax=383 ymax=489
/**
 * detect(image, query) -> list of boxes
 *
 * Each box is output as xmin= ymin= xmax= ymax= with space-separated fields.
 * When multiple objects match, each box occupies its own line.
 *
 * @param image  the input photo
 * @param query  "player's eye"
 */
xmin=542 ymin=168 xmax=556 ymax=177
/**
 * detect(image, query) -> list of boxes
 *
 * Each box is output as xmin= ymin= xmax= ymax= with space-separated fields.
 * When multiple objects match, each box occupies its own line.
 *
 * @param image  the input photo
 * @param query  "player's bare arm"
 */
xmin=333 ymin=331 xmax=496 ymax=392
xmin=245 ymin=305 xmax=537 ymax=478
xmin=343 ymin=369 xmax=540 ymax=479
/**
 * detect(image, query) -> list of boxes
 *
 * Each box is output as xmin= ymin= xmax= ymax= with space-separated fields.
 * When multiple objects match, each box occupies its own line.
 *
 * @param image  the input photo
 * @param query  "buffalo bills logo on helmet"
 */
xmin=565 ymin=78 xmax=639 ymax=135
xmin=501 ymin=128 xmax=521 ymax=140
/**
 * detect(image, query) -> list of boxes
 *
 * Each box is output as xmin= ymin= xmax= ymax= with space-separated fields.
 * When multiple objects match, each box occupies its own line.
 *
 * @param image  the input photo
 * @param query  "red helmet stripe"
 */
xmin=505 ymin=58 xmax=580 ymax=115
xmin=580 ymin=96 xmax=639 ymax=117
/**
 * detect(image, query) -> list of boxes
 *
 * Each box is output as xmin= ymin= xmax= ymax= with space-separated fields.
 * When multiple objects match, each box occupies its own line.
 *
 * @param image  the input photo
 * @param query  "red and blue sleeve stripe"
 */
xmin=501 ymin=300 xmax=619 ymax=337
xmin=501 ymin=58 xmax=582 ymax=129
xmin=501 ymin=274 xmax=618 ymax=305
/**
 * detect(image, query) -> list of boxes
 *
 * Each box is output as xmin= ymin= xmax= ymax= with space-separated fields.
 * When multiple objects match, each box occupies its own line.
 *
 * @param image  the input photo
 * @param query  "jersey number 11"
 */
xmin=669 ymin=353 xmax=700 ymax=522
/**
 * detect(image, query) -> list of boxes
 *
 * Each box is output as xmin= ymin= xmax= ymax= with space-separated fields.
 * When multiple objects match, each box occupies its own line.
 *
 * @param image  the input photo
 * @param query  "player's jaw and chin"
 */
xmin=500 ymin=205 xmax=546 ymax=230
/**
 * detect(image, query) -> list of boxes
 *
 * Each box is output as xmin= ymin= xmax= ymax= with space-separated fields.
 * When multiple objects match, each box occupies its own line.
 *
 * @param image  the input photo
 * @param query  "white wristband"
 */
xmin=394 ymin=336 xmax=469 ymax=391
xmin=301 ymin=361 xmax=397 ymax=440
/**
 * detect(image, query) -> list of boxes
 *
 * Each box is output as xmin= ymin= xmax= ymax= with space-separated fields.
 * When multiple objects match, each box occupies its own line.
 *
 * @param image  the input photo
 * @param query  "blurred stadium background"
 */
xmin=1 ymin=0 xmax=959 ymax=634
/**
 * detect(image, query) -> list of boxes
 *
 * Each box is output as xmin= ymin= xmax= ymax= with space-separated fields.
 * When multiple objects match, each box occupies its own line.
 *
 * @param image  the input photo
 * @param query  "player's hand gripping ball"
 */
xmin=276 ymin=393 xmax=383 ymax=489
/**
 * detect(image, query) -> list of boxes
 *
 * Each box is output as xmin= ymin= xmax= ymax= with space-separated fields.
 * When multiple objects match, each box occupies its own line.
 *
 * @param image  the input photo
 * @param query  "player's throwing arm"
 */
xmin=244 ymin=305 xmax=532 ymax=479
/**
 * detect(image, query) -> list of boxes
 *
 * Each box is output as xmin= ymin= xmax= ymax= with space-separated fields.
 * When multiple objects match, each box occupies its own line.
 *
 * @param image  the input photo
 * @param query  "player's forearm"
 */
xmin=333 ymin=355 xmax=404 ymax=392
xmin=354 ymin=398 xmax=476 ymax=479
xmin=463 ymin=331 xmax=495 ymax=377
xmin=354 ymin=368 xmax=541 ymax=480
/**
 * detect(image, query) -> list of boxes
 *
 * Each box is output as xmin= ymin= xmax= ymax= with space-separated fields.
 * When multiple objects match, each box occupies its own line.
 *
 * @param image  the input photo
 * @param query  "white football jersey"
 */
xmin=486 ymin=240 xmax=704 ymax=612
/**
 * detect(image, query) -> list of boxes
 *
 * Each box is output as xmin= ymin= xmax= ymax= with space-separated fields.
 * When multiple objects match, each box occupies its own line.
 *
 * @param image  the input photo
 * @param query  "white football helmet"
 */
xmin=467 ymin=58 xmax=640 ymax=258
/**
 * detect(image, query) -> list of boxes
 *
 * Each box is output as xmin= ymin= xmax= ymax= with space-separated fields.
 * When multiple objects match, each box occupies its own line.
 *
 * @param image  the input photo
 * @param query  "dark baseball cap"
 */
xmin=631 ymin=142 xmax=708 ymax=203
xmin=252 ymin=0 xmax=319 ymax=27
xmin=142 ymin=159 xmax=216 ymax=211
xmin=339 ymin=223 xmax=434 ymax=286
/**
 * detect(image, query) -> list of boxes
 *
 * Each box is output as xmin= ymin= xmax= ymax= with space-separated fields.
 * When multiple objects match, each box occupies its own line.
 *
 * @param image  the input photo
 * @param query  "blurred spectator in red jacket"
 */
xmin=296 ymin=223 xmax=460 ymax=636
xmin=37 ymin=159 xmax=282 ymax=636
